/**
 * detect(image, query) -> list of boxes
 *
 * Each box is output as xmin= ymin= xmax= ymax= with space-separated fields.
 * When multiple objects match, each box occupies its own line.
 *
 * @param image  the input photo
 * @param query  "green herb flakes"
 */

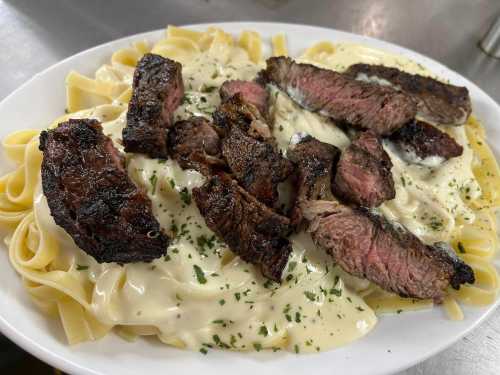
xmin=193 ymin=265 xmax=207 ymax=284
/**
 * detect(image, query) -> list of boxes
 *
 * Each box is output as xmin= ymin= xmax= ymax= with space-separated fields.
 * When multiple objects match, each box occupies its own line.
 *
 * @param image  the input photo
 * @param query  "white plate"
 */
xmin=0 ymin=22 xmax=499 ymax=375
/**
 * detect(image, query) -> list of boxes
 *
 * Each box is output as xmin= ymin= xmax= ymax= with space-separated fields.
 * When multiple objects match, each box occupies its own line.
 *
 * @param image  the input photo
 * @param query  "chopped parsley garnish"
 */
xmin=193 ymin=265 xmax=207 ymax=284
xmin=149 ymin=174 xmax=158 ymax=195
xmin=295 ymin=312 xmax=301 ymax=323
xmin=329 ymin=287 xmax=342 ymax=297
xmin=219 ymin=299 xmax=226 ymax=306
xmin=258 ymin=326 xmax=268 ymax=337
xmin=294 ymin=344 xmax=300 ymax=353
xmin=179 ymin=187 xmax=192 ymax=205
xmin=287 ymin=261 xmax=297 ymax=273
xmin=169 ymin=178 xmax=176 ymax=188
xmin=199 ymin=347 xmax=208 ymax=355
xmin=253 ymin=342 xmax=262 ymax=352
xmin=76 ymin=264 xmax=88 ymax=271
xmin=356 ymin=306 xmax=365 ymax=312
xmin=304 ymin=291 xmax=317 ymax=302
xmin=234 ymin=292 xmax=241 ymax=301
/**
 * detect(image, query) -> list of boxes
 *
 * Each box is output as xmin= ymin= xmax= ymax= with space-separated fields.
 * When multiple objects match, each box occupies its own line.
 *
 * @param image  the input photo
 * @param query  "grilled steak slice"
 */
xmin=302 ymin=200 xmax=474 ymax=302
xmin=167 ymin=116 xmax=224 ymax=176
xmin=222 ymin=125 xmax=293 ymax=207
xmin=220 ymin=80 xmax=269 ymax=117
xmin=123 ymin=53 xmax=184 ymax=158
xmin=193 ymin=173 xmax=292 ymax=281
xmin=390 ymin=120 xmax=463 ymax=166
xmin=334 ymin=131 xmax=395 ymax=207
xmin=262 ymin=56 xmax=416 ymax=135
xmin=39 ymin=119 xmax=169 ymax=263
xmin=344 ymin=63 xmax=472 ymax=125
xmin=213 ymin=93 xmax=272 ymax=141
xmin=287 ymin=133 xmax=340 ymax=226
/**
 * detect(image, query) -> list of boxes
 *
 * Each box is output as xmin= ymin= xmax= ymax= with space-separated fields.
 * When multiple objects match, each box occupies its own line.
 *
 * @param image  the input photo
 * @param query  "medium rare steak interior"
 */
xmin=219 ymin=80 xmax=269 ymax=118
xmin=40 ymin=119 xmax=169 ymax=263
xmin=123 ymin=53 xmax=184 ymax=158
xmin=302 ymin=200 xmax=474 ymax=302
xmin=390 ymin=120 xmax=463 ymax=165
xmin=333 ymin=131 xmax=395 ymax=207
xmin=193 ymin=173 xmax=292 ymax=281
xmin=262 ymin=56 xmax=417 ymax=135
xmin=344 ymin=63 xmax=472 ymax=126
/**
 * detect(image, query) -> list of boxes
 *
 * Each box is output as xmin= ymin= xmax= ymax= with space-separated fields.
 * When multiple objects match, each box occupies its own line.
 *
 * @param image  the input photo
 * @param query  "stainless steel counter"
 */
xmin=0 ymin=1 xmax=499 ymax=374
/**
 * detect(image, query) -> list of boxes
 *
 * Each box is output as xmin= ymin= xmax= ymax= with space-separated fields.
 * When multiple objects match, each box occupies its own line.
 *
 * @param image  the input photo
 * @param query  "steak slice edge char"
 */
xmin=193 ymin=173 xmax=292 ymax=281
xmin=287 ymin=133 xmax=340 ymax=227
xmin=222 ymin=125 xmax=293 ymax=208
xmin=344 ymin=63 xmax=472 ymax=126
xmin=389 ymin=120 xmax=463 ymax=166
xmin=167 ymin=116 xmax=224 ymax=176
xmin=123 ymin=53 xmax=184 ymax=158
xmin=213 ymin=93 xmax=293 ymax=208
xmin=40 ymin=119 xmax=169 ymax=263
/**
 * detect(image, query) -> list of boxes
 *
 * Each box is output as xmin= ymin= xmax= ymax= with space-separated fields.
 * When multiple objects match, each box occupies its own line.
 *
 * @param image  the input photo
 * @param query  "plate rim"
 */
xmin=0 ymin=21 xmax=498 ymax=375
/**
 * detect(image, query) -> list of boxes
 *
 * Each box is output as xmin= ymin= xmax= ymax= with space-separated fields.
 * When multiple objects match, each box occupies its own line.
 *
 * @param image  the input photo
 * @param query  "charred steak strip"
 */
xmin=287 ymin=133 xmax=340 ymax=226
xmin=222 ymin=125 xmax=293 ymax=208
xmin=302 ymin=200 xmax=474 ymax=302
xmin=123 ymin=53 xmax=184 ymax=158
xmin=193 ymin=173 xmax=292 ymax=281
xmin=263 ymin=56 xmax=416 ymax=135
xmin=39 ymin=119 xmax=169 ymax=263
xmin=344 ymin=63 xmax=472 ymax=125
xmin=333 ymin=131 xmax=395 ymax=207
xmin=219 ymin=80 xmax=269 ymax=118
xmin=390 ymin=120 xmax=463 ymax=165
xmin=167 ymin=116 xmax=224 ymax=176
xmin=213 ymin=94 xmax=293 ymax=207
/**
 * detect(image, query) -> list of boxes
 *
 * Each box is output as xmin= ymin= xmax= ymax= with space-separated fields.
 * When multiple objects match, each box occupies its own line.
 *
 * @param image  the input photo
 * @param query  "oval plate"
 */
xmin=0 ymin=22 xmax=499 ymax=375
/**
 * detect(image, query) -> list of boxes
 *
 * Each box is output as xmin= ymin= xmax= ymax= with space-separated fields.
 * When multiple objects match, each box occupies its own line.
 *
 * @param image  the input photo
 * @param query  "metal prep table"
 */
xmin=0 ymin=1 xmax=499 ymax=374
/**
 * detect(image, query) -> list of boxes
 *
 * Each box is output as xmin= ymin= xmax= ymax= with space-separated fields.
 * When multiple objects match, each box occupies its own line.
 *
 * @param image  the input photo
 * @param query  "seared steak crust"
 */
xmin=344 ymin=63 xmax=472 ymax=125
xmin=167 ymin=116 xmax=224 ymax=176
xmin=193 ymin=173 xmax=292 ymax=281
xmin=222 ymin=125 xmax=293 ymax=207
xmin=303 ymin=200 xmax=474 ymax=301
xmin=123 ymin=53 xmax=184 ymax=158
xmin=390 ymin=120 xmax=463 ymax=163
xmin=213 ymin=94 xmax=293 ymax=207
xmin=334 ymin=131 xmax=395 ymax=207
xmin=263 ymin=57 xmax=416 ymax=135
xmin=39 ymin=119 xmax=169 ymax=263
xmin=213 ymin=93 xmax=272 ymax=140
xmin=219 ymin=80 xmax=269 ymax=117
xmin=287 ymin=134 xmax=340 ymax=226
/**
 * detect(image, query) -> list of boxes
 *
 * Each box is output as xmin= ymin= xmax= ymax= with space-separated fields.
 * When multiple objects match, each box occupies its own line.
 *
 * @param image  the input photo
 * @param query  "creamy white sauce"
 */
xmin=355 ymin=72 xmax=395 ymax=88
xmin=35 ymin=42 xmax=480 ymax=353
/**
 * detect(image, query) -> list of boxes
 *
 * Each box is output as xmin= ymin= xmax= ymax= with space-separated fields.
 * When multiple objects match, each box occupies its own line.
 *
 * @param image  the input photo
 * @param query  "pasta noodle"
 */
xmin=272 ymin=34 xmax=288 ymax=56
xmin=0 ymin=25 xmax=498 ymax=353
